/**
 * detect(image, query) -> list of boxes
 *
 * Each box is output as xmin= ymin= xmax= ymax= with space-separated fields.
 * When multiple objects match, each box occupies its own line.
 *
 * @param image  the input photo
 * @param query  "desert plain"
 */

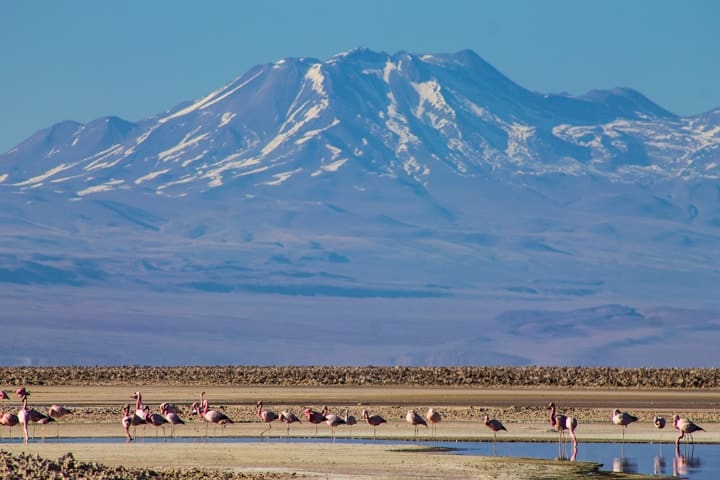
xmin=1 ymin=366 xmax=719 ymax=479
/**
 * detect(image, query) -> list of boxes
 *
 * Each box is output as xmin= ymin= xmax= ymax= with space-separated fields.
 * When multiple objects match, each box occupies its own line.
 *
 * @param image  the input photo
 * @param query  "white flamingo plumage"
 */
xmin=548 ymin=402 xmax=578 ymax=449
xmin=322 ymin=405 xmax=346 ymax=442
xmin=279 ymin=409 xmax=302 ymax=437
xmin=612 ymin=408 xmax=638 ymax=442
xmin=406 ymin=409 xmax=427 ymax=440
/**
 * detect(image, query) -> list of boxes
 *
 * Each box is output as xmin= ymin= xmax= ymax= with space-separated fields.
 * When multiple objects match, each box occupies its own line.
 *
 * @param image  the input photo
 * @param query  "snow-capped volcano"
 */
xmin=1 ymin=49 xmax=719 ymax=368
xmin=2 ymin=49 xmax=717 ymax=198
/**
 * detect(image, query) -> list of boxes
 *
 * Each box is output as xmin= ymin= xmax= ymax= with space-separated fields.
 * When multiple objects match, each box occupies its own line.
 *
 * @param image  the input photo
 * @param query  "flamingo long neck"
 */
xmin=549 ymin=406 xmax=557 ymax=427
xmin=202 ymin=399 xmax=209 ymax=415
xmin=135 ymin=393 xmax=142 ymax=411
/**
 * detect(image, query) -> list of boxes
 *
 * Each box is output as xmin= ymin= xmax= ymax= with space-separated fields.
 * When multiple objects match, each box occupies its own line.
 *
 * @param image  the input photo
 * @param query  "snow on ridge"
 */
xmin=158 ymin=128 xmax=208 ymax=162
xmin=77 ymin=179 xmax=125 ymax=197
xmin=258 ymin=168 xmax=302 ymax=186
xmin=305 ymin=64 xmax=327 ymax=96
xmin=411 ymin=80 xmax=456 ymax=130
xmin=219 ymin=112 xmax=236 ymax=127
xmin=295 ymin=118 xmax=341 ymax=146
xmin=157 ymin=70 xmax=263 ymax=124
xmin=383 ymin=60 xmax=398 ymax=83
xmin=12 ymin=163 xmax=73 ymax=187
xmin=135 ymin=169 xmax=170 ymax=185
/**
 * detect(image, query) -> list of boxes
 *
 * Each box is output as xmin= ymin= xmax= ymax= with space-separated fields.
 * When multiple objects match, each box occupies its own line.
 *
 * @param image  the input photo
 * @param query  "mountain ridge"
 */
xmin=1 ymin=48 xmax=719 ymax=367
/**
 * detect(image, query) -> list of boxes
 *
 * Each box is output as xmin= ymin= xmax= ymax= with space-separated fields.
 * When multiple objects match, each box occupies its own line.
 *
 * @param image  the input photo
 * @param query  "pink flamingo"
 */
xmin=612 ymin=408 xmax=638 ymax=442
xmin=16 ymin=387 xmax=28 ymax=399
xmin=426 ymin=408 xmax=442 ymax=439
xmin=121 ymin=403 xmax=134 ymax=442
xmin=362 ymin=409 xmax=386 ymax=439
xmin=18 ymin=394 xmax=54 ymax=443
xmin=48 ymin=404 xmax=73 ymax=438
xmin=304 ymin=407 xmax=326 ymax=437
xmin=131 ymin=392 xmax=148 ymax=421
xmin=673 ymin=414 xmax=704 ymax=451
xmin=257 ymin=401 xmax=279 ymax=438
xmin=160 ymin=402 xmax=181 ymax=415
xmin=144 ymin=406 xmax=169 ymax=438
xmin=548 ymin=402 xmax=578 ymax=449
xmin=406 ymin=409 xmax=428 ymax=440
xmin=322 ymin=405 xmax=345 ymax=442
xmin=162 ymin=403 xmax=185 ymax=439
xmin=0 ymin=390 xmax=9 ymax=400
xmin=192 ymin=399 xmax=233 ymax=438
xmin=0 ymin=409 xmax=19 ymax=441
xmin=279 ymin=409 xmax=302 ymax=437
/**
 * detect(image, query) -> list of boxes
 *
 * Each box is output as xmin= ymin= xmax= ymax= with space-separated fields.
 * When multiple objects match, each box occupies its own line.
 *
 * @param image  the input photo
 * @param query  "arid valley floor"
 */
xmin=1 ymin=366 xmax=719 ymax=479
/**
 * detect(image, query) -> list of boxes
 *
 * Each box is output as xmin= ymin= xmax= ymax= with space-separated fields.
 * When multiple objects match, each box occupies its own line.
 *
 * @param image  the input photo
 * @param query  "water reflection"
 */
xmin=654 ymin=455 xmax=666 ymax=476
xmin=611 ymin=456 xmax=637 ymax=474
xmin=674 ymin=451 xmax=702 ymax=477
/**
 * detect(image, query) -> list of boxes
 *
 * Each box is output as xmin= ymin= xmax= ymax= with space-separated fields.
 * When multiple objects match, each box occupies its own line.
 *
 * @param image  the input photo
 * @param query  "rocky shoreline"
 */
xmin=2 ymin=365 xmax=719 ymax=389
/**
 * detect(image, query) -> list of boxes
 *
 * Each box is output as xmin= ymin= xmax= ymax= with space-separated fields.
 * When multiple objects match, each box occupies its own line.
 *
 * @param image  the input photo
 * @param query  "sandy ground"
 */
xmin=2 ymin=385 xmax=719 ymax=479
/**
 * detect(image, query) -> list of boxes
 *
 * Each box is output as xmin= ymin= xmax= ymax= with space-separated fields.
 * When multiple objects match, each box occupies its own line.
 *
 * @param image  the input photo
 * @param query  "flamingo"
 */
xmin=322 ymin=405 xmax=346 ymax=442
xmin=344 ymin=408 xmax=357 ymax=436
xmin=144 ymin=406 xmax=169 ymax=438
xmin=162 ymin=404 xmax=185 ymax=439
xmin=121 ymin=404 xmax=134 ymax=442
xmin=406 ymin=409 xmax=428 ymax=440
xmin=361 ymin=409 xmax=386 ymax=439
xmin=484 ymin=413 xmax=507 ymax=454
xmin=18 ymin=391 xmax=55 ymax=444
xmin=304 ymin=407 xmax=326 ymax=437
xmin=131 ymin=392 xmax=147 ymax=421
xmin=257 ymin=401 xmax=279 ymax=438
xmin=673 ymin=414 xmax=704 ymax=451
xmin=16 ymin=387 xmax=28 ymax=399
xmin=192 ymin=400 xmax=233 ymax=438
xmin=279 ymin=409 xmax=302 ymax=438
xmin=47 ymin=404 xmax=73 ymax=438
xmin=0 ymin=392 xmax=18 ymax=441
xmin=548 ymin=402 xmax=578 ymax=450
xmin=0 ymin=410 xmax=19 ymax=441
xmin=426 ymin=408 xmax=442 ymax=439
xmin=160 ymin=402 xmax=181 ymax=415
xmin=653 ymin=415 xmax=666 ymax=443
xmin=612 ymin=408 xmax=638 ymax=442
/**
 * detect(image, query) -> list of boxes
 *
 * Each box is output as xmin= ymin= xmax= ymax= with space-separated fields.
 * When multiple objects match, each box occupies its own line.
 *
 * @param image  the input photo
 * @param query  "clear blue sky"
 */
xmin=1 ymin=0 xmax=718 ymax=153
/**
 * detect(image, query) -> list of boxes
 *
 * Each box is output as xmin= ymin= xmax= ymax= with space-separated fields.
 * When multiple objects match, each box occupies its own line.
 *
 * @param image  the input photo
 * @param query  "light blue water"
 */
xmin=5 ymin=436 xmax=716 ymax=479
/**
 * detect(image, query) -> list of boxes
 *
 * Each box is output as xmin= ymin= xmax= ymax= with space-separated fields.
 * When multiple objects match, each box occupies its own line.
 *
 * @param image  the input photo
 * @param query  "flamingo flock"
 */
xmin=0 ymin=387 xmax=710 ymax=454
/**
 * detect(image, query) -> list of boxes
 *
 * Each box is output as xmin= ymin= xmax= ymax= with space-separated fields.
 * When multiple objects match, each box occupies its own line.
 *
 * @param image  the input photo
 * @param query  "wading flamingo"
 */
xmin=279 ymin=409 xmax=302 ymax=438
xmin=304 ymin=407 xmax=326 ymax=437
xmin=162 ymin=404 xmax=185 ymax=439
xmin=257 ymin=401 xmax=279 ymax=438
xmin=322 ymin=405 xmax=346 ymax=442
xmin=121 ymin=404 xmax=134 ymax=442
xmin=612 ymin=408 xmax=638 ymax=442
xmin=673 ymin=414 xmax=704 ymax=452
xmin=484 ymin=413 xmax=507 ymax=455
xmin=406 ymin=409 xmax=428 ymax=440
xmin=344 ymin=408 xmax=357 ymax=436
xmin=548 ymin=402 xmax=578 ymax=450
xmin=426 ymin=408 xmax=442 ymax=439
xmin=361 ymin=409 xmax=386 ymax=439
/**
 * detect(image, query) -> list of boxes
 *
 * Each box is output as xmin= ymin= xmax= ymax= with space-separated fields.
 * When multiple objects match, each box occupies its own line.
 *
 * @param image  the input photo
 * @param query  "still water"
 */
xmin=7 ymin=436 xmax=717 ymax=479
